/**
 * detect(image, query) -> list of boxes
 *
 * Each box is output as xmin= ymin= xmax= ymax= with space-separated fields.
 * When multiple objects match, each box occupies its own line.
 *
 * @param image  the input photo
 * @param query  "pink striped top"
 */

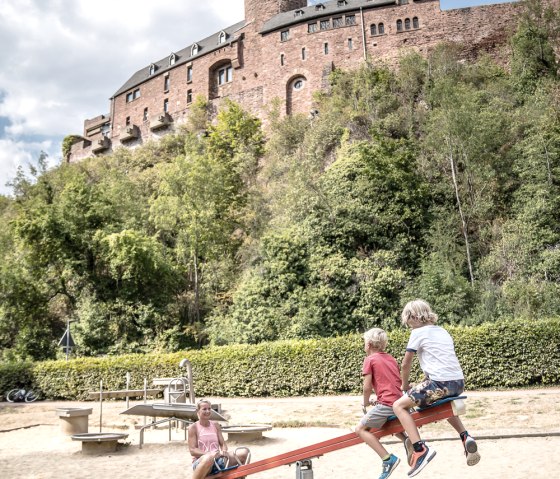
xmin=193 ymin=421 xmax=220 ymax=462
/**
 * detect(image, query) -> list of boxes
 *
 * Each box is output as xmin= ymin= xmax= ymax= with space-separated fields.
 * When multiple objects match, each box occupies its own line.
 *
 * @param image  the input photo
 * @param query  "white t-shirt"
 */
xmin=406 ymin=325 xmax=464 ymax=381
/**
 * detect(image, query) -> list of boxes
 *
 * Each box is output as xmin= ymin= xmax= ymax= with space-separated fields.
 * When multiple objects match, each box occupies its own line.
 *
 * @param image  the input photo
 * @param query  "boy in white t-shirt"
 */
xmin=392 ymin=299 xmax=481 ymax=477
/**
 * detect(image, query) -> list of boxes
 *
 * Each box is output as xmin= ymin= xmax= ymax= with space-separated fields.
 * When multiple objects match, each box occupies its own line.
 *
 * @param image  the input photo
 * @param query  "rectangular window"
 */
xmin=324 ymin=42 xmax=329 ymax=55
xmin=280 ymin=53 xmax=285 ymax=66
xmin=143 ymin=107 xmax=148 ymax=121
xmin=348 ymin=38 xmax=353 ymax=50
xmin=301 ymin=47 xmax=306 ymax=60
xmin=333 ymin=17 xmax=343 ymax=28
xmin=187 ymin=89 xmax=193 ymax=104
xmin=320 ymin=19 xmax=330 ymax=31
xmin=126 ymin=116 xmax=130 ymax=126
xmin=308 ymin=23 xmax=317 ymax=34
xmin=164 ymin=76 xmax=170 ymax=92
xmin=126 ymin=88 xmax=140 ymax=103
xmin=346 ymin=15 xmax=356 ymax=26
xmin=281 ymin=30 xmax=289 ymax=42
xmin=218 ymin=65 xmax=233 ymax=85
xmin=187 ymin=65 xmax=193 ymax=83
xmin=163 ymin=98 xmax=169 ymax=113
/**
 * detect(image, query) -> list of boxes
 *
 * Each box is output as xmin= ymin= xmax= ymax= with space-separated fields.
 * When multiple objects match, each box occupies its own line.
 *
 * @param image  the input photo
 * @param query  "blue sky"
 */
xmin=0 ymin=0 xmax=517 ymax=196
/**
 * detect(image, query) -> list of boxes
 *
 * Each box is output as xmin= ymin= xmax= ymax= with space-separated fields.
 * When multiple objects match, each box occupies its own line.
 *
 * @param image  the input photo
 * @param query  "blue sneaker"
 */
xmin=379 ymin=454 xmax=400 ymax=479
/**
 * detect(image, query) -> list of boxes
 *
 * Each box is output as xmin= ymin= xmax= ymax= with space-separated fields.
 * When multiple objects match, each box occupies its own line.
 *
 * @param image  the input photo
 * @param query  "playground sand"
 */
xmin=1 ymin=388 xmax=559 ymax=479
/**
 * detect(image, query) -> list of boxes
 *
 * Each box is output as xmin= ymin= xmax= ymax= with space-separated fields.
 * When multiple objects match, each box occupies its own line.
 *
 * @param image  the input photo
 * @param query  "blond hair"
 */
xmin=363 ymin=327 xmax=388 ymax=352
xmin=401 ymin=299 xmax=438 ymax=326
xmin=196 ymin=399 xmax=211 ymax=411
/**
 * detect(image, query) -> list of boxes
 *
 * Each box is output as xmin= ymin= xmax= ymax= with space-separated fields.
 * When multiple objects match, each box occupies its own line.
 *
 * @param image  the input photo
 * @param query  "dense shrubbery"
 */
xmin=2 ymin=319 xmax=558 ymax=401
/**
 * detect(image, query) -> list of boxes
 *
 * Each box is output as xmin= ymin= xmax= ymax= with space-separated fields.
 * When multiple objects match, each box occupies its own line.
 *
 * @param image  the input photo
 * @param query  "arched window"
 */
xmin=293 ymin=78 xmax=305 ymax=90
xmin=378 ymin=23 xmax=385 ymax=34
xmin=169 ymin=53 xmax=176 ymax=66
xmin=413 ymin=17 xmax=419 ymax=29
xmin=370 ymin=24 xmax=377 ymax=36
xmin=149 ymin=63 xmax=156 ymax=76
xmin=191 ymin=43 xmax=199 ymax=56
xmin=396 ymin=19 xmax=403 ymax=32
xmin=218 ymin=31 xmax=227 ymax=44
xmin=405 ymin=18 xmax=411 ymax=30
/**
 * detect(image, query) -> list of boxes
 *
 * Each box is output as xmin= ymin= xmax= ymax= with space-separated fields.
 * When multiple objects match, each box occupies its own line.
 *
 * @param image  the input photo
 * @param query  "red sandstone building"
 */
xmin=69 ymin=0 xmax=522 ymax=162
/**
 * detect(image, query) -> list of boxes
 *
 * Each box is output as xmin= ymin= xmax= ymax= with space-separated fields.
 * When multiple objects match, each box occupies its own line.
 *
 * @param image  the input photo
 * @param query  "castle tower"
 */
xmin=245 ymin=0 xmax=308 ymax=30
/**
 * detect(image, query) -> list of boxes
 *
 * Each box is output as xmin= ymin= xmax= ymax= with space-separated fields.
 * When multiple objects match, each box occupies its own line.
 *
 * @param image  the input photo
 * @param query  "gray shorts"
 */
xmin=359 ymin=403 xmax=395 ymax=429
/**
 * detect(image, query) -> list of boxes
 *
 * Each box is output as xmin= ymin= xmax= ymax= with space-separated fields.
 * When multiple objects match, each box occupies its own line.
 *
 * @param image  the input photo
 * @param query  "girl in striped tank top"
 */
xmin=188 ymin=399 xmax=250 ymax=478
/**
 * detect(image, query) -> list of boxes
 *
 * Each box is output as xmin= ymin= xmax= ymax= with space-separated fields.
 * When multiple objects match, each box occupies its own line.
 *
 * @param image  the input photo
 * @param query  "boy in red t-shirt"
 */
xmin=355 ymin=328 xmax=412 ymax=479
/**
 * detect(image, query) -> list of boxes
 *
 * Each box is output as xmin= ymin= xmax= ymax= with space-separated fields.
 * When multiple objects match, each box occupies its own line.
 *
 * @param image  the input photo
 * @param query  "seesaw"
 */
xmin=212 ymin=396 xmax=466 ymax=479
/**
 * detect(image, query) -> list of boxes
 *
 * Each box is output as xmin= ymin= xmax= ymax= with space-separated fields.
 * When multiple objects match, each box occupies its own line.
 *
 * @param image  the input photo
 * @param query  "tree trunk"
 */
xmin=447 ymin=140 xmax=475 ymax=285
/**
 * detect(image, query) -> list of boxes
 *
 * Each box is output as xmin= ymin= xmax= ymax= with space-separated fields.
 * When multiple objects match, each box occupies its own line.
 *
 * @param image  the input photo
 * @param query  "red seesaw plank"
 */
xmin=214 ymin=398 xmax=464 ymax=479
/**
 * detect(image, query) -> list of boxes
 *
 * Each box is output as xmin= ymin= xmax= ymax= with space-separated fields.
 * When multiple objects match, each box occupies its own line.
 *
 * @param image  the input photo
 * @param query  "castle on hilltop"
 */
xmin=68 ymin=0 xmax=523 ymax=162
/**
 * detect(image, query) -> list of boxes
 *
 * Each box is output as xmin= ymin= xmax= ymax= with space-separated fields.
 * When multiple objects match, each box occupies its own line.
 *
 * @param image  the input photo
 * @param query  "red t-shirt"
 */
xmin=361 ymin=352 xmax=402 ymax=406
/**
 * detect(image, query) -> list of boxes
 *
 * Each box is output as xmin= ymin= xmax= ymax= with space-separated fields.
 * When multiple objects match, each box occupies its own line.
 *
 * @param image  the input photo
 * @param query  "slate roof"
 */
xmin=112 ymin=20 xmax=246 ymax=99
xmin=260 ymin=0 xmax=397 ymax=34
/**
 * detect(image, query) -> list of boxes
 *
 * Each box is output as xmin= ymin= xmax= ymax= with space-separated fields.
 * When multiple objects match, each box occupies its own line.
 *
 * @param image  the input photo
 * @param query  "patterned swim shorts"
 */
xmin=407 ymin=378 xmax=464 ymax=408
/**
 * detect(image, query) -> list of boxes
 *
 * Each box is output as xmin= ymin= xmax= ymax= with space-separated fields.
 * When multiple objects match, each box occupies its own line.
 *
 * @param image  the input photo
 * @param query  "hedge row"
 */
xmin=1 ymin=318 xmax=559 ymax=400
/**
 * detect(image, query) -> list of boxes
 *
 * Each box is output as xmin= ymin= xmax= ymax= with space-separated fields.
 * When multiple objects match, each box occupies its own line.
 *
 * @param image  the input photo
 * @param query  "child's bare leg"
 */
xmin=192 ymin=454 xmax=215 ymax=479
xmin=447 ymin=415 xmax=466 ymax=434
xmin=392 ymin=396 xmax=421 ymax=443
xmin=355 ymin=424 xmax=389 ymax=457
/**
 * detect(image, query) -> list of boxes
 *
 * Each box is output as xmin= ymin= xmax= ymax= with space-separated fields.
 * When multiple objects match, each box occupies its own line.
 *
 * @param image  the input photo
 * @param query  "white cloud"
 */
xmin=0 ymin=138 xmax=58 ymax=195
xmin=0 ymin=0 xmax=244 ymax=196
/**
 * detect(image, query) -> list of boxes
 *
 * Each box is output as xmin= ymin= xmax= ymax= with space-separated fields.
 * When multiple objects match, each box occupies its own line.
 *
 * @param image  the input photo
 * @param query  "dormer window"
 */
xmin=337 ymin=0 xmax=348 ymax=6
xmin=149 ymin=63 xmax=156 ymax=76
xmin=218 ymin=31 xmax=227 ymax=44
xmin=294 ymin=9 xmax=304 ymax=17
xmin=191 ymin=43 xmax=199 ymax=56
xmin=169 ymin=53 xmax=176 ymax=66
xmin=315 ymin=3 xmax=325 ymax=9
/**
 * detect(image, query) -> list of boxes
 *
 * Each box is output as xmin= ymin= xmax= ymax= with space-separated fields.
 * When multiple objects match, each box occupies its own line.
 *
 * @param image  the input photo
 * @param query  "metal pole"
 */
xmin=99 ymin=380 xmax=103 ymax=433
xmin=186 ymin=361 xmax=195 ymax=403
xmin=65 ymin=319 xmax=70 ymax=361
xmin=126 ymin=372 xmax=131 ymax=410
xmin=143 ymin=377 xmax=147 ymax=426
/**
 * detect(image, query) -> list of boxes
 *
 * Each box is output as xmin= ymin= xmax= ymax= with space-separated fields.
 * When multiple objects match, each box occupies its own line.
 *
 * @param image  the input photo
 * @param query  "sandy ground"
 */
xmin=1 ymin=389 xmax=559 ymax=479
